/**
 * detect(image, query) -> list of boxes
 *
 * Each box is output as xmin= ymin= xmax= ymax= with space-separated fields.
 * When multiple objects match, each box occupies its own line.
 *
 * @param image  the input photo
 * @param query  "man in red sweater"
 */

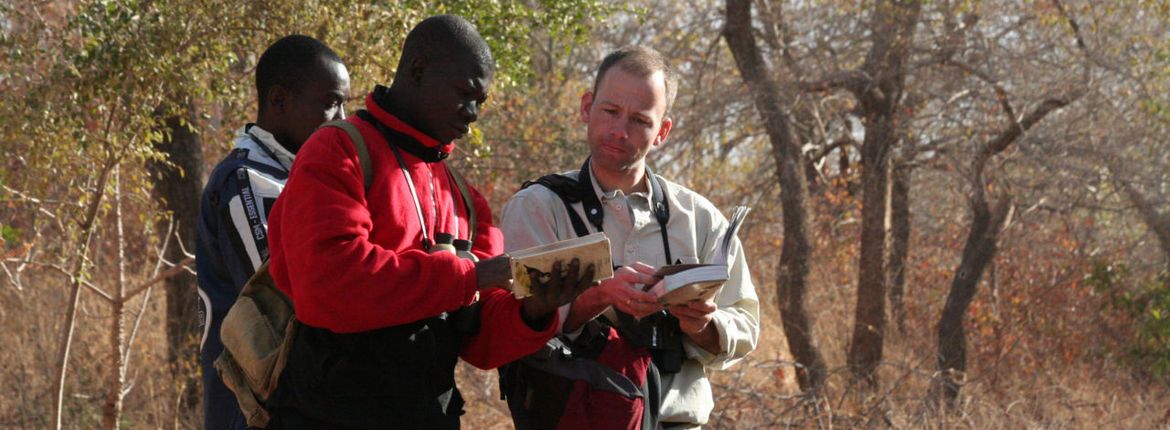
xmin=263 ymin=15 xmax=594 ymax=429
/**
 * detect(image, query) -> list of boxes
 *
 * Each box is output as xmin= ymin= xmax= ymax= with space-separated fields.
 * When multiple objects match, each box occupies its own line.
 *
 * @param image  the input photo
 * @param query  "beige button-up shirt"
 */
xmin=500 ymin=165 xmax=760 ymax=426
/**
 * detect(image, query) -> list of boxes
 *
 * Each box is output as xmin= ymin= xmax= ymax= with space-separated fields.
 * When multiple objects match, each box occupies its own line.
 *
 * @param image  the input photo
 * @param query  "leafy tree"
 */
xmin=0 ymin=1 xmax=611 ymax=427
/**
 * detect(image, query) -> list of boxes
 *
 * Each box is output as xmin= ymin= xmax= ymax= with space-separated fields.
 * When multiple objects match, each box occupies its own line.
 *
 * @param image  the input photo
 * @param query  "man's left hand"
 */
xmin=668 ymin=299 xmax=721 ymax=354
xmin=669 ymin=299 xmax=717 ymax=334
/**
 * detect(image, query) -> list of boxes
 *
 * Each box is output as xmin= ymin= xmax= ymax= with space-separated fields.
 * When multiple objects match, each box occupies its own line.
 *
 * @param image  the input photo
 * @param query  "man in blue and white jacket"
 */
xmin=195 ymin=34 xmax=349 ymax=430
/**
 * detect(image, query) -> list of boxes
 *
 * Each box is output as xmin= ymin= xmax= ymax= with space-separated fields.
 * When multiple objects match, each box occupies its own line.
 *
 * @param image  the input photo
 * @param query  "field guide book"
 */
xmin=509 ymin=232 xmax=614 ymax=298
xmin=650 ymin=206 xmax=750 ymax=306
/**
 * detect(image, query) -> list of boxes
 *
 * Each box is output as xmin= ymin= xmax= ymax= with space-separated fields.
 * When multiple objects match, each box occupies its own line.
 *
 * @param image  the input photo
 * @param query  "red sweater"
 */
xmin=268 ymin=92 xmax=555 ymax=369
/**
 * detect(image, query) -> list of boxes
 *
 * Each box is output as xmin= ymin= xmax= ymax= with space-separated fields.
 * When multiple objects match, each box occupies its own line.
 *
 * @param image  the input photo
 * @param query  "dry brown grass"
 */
xmin=3 ymin=192 xmax=1170 ymax=429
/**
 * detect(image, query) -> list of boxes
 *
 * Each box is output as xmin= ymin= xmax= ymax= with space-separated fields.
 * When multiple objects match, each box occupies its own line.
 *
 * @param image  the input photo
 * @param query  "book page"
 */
xmin=712 ymin=206 xmax=750 ymax=266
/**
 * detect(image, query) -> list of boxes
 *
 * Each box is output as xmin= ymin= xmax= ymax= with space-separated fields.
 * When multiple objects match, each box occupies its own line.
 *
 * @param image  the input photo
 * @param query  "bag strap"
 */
xmin=649 ymin=171 xmax=672 ymax=265
xmin=320 ymin=120 xmax=373 ymax=191
xmin=574 ymin=159 xmax=607 ymax=233
xmin=522 ymin=174 xmax=591 ymax=238
xmin=520 ymin=338 xmax=645 ymax=399
xmin=347 ymin=110 xmax=481 ymax=248
xmin=524 ymin=158 xmax=673 ymax=263
xmin=447 ymin=167 xmax=477 ymax=243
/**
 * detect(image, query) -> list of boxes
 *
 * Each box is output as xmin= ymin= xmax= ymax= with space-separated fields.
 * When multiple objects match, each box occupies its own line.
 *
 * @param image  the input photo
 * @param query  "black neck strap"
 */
xmin=578 ymin=158 xmax=673 ymax=264
xmin=576 ymin=159 xmax=606 ymax=233
xmin=355 ymin=109 xmax=480 ymax=251
xmin=359 ymin=102 xmax=449 ymax=163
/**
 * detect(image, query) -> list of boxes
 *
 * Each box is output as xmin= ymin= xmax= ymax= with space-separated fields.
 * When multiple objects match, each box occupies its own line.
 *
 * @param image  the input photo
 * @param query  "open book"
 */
xmin=650 ymin=206 xmax=750 ymax=306
xmin=509 ymin=232 xmax=614 ymax=299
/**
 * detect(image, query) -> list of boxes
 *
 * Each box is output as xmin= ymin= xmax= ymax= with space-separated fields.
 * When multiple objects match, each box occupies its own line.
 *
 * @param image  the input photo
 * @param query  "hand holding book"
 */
xmin=606 ymin=263 xmax=664 ymax=319
xmin=519 ymin=258 xmax=597 ymax=323
xmin=648 ymin=206 xmax=751 ymax=306
xmin=508 ymin=232 xmax=614 ymax=298
xmin=562 ymin=262 xmax=660 ymax=333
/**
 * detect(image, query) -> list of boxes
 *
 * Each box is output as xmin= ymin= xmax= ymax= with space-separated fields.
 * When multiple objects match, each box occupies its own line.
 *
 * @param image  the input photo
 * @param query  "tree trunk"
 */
xmin=104 ymin=167 xmax=128 ymax=429
xmin=846 ymin=0 xmax=921 ymax=387
xmin=930 ymin=86 xmax=1080 ymax=407
xmin=150 ymin=104 xmax=203 ymax=409
xmin=848 ymin=122 xmax=893 ymax=386
xmin=54 ymin=154 xmax=116 ymax=429
xmin=724 ymin=0 xmax=827 ymax=393
xmin=1116 ymin=178 xmax=1170 ymax=268
xmin=933 ymin=195 xmax=1012 ymax=407
xmin=887 ymin=161 xmax=912 ymax=335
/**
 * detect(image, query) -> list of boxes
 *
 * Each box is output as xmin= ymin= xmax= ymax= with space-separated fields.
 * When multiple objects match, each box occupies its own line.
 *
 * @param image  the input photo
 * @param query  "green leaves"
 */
xmin=1092 ymin=261 xmax=1170 ymax=380
xmin=0 ymin=224 xmax=19 ymax=247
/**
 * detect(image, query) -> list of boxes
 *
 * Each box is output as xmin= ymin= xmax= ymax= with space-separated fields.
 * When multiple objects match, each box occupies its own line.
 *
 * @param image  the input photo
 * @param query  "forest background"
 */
xmin=3 ymin=0 xmax=1170 ymax=428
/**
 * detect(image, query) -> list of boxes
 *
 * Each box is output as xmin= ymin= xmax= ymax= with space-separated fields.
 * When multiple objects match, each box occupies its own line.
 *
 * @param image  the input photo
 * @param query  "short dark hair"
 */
xmin=592 ymin=46 xmax=678 ymax=115
xmin=255 ymin=35 xmax=342 ymax=113
xmin=397 ymin=15 xmax=494 ymax=75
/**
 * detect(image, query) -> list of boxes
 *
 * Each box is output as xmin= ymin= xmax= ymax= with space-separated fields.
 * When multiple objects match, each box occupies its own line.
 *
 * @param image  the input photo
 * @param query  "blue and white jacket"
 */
xmin=195 ymin=124 xmax=293 ymax=430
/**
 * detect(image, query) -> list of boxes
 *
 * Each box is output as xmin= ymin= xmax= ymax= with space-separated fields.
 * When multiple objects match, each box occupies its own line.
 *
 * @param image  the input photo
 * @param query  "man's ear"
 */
xmin=408 ymin=54 xmax=428 ymax=85
xmin=580 ymin=91 xmax=594 ymax=123
xmin=653 ymin=116 xmax=673 ymax=147
xmin=268 ymin=84 xmax=290 ymax=115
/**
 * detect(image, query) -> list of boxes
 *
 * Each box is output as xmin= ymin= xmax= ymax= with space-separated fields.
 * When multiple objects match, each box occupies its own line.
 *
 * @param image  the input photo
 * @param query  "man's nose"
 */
xmin=335 ymin=109 xmax=346 ymax=121
xmin=609 ymin=117 xmax=628 ymax=139
xmin=460 ymin=101 xmax=479 ymax=122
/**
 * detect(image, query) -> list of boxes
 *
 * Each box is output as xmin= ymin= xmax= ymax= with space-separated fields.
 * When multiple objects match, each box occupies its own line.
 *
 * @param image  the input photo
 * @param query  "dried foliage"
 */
xmin=4 ymin=0 xmax=1170 ymax=428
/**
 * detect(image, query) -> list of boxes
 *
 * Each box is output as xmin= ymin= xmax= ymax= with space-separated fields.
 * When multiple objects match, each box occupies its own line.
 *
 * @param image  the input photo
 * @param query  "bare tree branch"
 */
xmin=797 ymin=70 xmax=870 ymax=94
xmin=122 ymin=256 xmax=195 ymax=300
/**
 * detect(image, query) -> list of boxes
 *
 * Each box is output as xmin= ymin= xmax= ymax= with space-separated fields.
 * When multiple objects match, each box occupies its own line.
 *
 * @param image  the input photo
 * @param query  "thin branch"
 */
xmin=947 ymin=60 xmax=1019 ymax=130
xmin=984 ymin=93 xmax=1082 ymax=158
xmin=122 ymin=256 xmax=195 ymax=300
xmin=0 ymin=184 xmax=81 ymax=210
xmin=53 ymin=94 xmax=122 ymax=430
xmin=808 ymin=137 xmax=856 ymax=164
xmin=83 ymin=279 xmax=115 ymax=303
xmin=1050 ymin=0 xmax=1089 ymax=53
xmin=104 ymin=164 xmax=128 ymax=429
xmin=124 ymin=217 xmax=177 ymax=368
xmin=797 ymin=70 xmax=870 ymax=94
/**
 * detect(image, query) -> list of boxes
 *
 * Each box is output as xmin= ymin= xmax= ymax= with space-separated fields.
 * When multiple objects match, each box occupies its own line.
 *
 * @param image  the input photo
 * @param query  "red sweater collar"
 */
xmin=364 ymin=91 xmax=455 ymax=155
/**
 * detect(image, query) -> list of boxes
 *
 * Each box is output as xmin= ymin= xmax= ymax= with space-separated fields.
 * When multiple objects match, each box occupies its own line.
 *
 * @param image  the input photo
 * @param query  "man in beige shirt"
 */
xmin=500 ymin=45 xmax=759 ymax=429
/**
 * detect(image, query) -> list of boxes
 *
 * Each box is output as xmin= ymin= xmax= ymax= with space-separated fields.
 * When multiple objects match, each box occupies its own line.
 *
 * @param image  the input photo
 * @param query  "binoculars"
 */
xmin=429 ymin=232 xmax=478 ymax=262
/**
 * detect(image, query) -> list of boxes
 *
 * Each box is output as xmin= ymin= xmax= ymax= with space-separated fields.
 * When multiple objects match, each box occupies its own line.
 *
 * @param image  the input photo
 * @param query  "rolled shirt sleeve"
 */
xmin=683 ymin=234 xmax=760 ymax=369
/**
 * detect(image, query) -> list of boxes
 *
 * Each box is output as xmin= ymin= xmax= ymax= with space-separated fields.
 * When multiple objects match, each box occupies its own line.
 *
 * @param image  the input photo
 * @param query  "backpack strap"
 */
xmin=520 ymin=337 xmax=645 ymax=399
xmin=447 ymin=167 xmax=477 ymax=243
xmin=648 ymin=168 xmax=672 ymax=264
xmin=342 ymin=111 xmax=481 ymax=248
xmin=523 ymin=158 xmax=673 ymax=264
xmin=574 ymin=159 xmax=606 ymax=233
xmin=320 ymin=120 xmax=373 ymax=191
xmin=522 ymin=174 xmax=591 ymax=238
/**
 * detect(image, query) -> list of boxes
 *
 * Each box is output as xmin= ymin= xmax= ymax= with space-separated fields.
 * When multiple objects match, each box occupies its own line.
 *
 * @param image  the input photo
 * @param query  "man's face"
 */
xmin=283 ymin=58 xmax=350 ymax=151
xmin=581 ymin=67 xmax=672 ymax=175
xmin=412 ymin=56 xmax=493 ymax=143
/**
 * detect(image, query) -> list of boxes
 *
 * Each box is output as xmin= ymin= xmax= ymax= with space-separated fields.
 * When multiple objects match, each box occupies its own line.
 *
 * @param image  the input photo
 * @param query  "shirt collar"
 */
xmin=365 ymin=85 xmax=456 ymax=155
xmin=241 ymin=124 xmax=295 ymax=170
xmin=587 ymin=160 xmax=652 ymax=202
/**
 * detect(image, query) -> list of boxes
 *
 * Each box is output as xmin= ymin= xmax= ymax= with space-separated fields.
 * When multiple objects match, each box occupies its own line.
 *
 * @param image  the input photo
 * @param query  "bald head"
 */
xmin=382 ymin=15 xmax=495 ymax=143
xmin=396 ymin=15 xmax=494 ymax=76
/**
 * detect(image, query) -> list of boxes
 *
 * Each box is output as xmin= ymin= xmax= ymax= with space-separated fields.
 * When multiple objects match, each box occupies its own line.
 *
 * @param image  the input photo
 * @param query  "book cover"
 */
xmin=652 ymin=206 xmax=750 ymax=306
xmin=509 ymin=232 xmax=614 ymax=299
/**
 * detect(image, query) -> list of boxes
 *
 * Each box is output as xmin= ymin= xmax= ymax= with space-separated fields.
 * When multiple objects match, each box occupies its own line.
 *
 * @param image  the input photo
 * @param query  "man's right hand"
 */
xmin=563 ymin=262 xmax=661 ymax=332
xmin=475 ymin=255 xmax=514 ymax=291
xmin=596 ymin=262 xmax=662 ymax=317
